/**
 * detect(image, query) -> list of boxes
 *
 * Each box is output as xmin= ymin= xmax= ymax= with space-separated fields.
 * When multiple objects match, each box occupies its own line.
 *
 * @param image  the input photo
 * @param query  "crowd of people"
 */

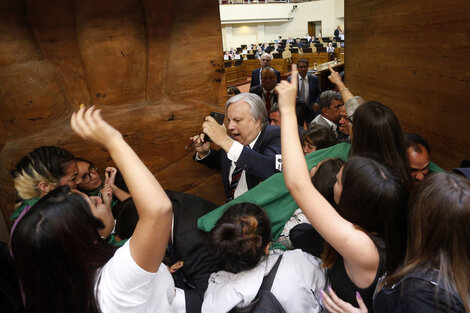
xmin=224 ymin=32 xmax=344 ymax=61
xmin=2 ymin=60 xmax=469 ymax=313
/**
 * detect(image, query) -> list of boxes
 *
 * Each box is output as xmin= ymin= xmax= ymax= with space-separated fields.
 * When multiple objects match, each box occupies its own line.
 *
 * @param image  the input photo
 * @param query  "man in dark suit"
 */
xmin=250 ymin=67 xmax=307 ymax=122
xmin=288 ymin=59 xmax=322 ymax=124
xmin=191 ymin=93 xmax=281 ymax=202
xmin=250 ymin=53 xmax=281 ymax=88
xmin=249 ymin=67 xmax=278 ymax=112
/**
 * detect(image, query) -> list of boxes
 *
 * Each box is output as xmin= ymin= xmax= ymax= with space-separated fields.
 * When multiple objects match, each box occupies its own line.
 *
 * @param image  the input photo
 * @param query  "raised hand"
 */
xmin=71 ymin=106 xmax=122 ymax=150
xmin=104 ymin=167 xmax=117 ymax=186
xmin=100 ymin=184 xmax=113 ymax=208
xmin=327 ymin=64 xmax=344 ymax=88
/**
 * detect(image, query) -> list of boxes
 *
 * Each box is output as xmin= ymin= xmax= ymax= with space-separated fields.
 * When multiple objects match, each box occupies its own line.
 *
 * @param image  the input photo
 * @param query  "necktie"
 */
xmin=226 ymin=145 xmax=250 ymax=202
xmin=265 ymin=91 xmax=271 ymax=112
xmin=300 ymin=77 xmax=306 ymax=102
xmin=227 ymin=166 xmax=243 ymax=202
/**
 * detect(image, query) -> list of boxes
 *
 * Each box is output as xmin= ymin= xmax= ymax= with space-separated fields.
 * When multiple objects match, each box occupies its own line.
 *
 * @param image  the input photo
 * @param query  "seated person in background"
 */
xmin=191 ymin=93 xmax=281 ymax=202
xmin=227 ymin=86 xmax=241 ymax=98
xmin=10 ymin=145 xmax=78 ymax=223
xmin=288 ymin=59 xmax=322 ymax=124
xmin=310 ymin=90 xmax=344 ymax=139
xmin=327 ymin=42 xmax=335 ymax=53
xmin=301 ymin=125 xmax=338 ymax=155
xmin=250 ymin=53 xmax=280 ymax=88
xmin=404 ymin=133 xmax=431 ymax=185
xmin=202 ymin=203 xmax=326 ymax=313
xmin=76 ymin=158 xmax=130 ymax=217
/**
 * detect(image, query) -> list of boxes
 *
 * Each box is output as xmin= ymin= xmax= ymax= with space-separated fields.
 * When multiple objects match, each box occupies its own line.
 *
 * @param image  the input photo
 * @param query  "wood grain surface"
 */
xmin=0 ymin=0 xmax=227 ymax=227
xmin=345 ymin=0 xmax=470 ymax=170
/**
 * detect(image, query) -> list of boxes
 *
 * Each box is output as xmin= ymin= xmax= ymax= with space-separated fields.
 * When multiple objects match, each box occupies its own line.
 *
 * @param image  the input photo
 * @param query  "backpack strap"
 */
xmin=257 ymin=254 xmax=283 ymax=296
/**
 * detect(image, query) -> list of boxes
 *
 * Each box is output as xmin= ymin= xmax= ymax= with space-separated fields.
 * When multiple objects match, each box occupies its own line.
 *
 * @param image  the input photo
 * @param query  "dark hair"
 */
xmin=318 ymin=90 xmax=342 ymax=110
xmin=384 ymin=173 xmax=470 ymax=312
xmin=404 ymin=133 xmax=430 ymax=154
xmin=322 ymin=157 xmax=407 ymax=274
xmin=208 ymin=203 xmax=272 ymax=273
xmin=302 ymin=125 xmax=338 ymax=151
xmin=351 ymin=101 xmax=413 ymax=191
xmin=297 ymin=59 xmax=309 ymax=67
xmin=12 ymin=146 xmax=76 ymax=200
xmin=11 ymin=186 xmax=117 ymax=313
xmin=311 ymin=158 xmax=345 ymax=206
xmin=227 ymin=86 xmax=241 ymax=96
xmin=114 ymin=198 xmax=138 ymax=240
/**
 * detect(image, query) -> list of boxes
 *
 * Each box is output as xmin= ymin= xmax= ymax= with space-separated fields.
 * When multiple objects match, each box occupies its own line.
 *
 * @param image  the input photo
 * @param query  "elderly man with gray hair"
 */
xmin=250 ymin=53 xmax=281 ymax=88
xmin=309 ymin=90 xmax=344 ymax=139
xmin=191 ymin=93 xmax=281 ymax=202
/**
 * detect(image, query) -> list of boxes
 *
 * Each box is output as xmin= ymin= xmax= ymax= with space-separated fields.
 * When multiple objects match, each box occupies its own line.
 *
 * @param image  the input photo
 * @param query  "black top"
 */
xmin=373 ymin=269 xmax=465 ymax=313
xmin=327 ymin=235 xmax=386 ymax=313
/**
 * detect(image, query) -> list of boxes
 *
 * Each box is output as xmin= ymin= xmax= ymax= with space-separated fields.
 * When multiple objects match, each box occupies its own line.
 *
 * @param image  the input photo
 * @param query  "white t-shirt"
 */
xmin=96 ymin=239 xmax=185 ymax=313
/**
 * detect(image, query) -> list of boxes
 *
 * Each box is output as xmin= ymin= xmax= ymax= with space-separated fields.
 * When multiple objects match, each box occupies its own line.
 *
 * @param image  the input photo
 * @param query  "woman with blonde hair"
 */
xmin=11 ymin=107 xmax=182 ymax=313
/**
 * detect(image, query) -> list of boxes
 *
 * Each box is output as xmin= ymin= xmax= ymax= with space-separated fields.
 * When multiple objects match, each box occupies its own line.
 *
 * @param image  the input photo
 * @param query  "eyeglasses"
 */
xmin=80 ymin=166 xmax=98 ymax=184
xmin=347 ymin=115 xmax=354 ymax=124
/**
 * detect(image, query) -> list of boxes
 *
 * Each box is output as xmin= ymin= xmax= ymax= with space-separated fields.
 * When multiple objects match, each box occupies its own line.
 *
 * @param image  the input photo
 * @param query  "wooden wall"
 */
xmin=0 ymin=0 xmax=228 ymax=228
xmin=345 ymin=0 xmax=470 ymax=170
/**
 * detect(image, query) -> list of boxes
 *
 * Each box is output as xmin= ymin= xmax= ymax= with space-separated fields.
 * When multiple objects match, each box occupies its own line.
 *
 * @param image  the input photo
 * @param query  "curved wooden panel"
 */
xmin=345 ymin=0 xmax=470 ymax=169
xmin=0 ymin=0 xmax=226 ymax=227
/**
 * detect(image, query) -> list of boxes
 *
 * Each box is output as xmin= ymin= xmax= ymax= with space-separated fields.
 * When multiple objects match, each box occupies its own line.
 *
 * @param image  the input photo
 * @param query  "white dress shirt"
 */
xmin=226 ymin=132 xmax=261 ymax=199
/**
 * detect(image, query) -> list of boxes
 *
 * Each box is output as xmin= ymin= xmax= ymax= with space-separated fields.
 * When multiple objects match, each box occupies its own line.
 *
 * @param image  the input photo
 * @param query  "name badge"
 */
xmin=275 ymin=154 xmax=283 ymax=171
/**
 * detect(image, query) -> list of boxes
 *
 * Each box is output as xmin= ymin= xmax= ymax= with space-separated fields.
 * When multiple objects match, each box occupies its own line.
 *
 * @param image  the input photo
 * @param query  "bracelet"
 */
xmin=339 ymin=87 xmax=349 ymax=92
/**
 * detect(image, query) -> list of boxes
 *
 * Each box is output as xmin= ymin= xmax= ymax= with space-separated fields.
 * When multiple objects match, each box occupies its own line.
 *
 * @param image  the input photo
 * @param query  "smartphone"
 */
xmin=204 ymin=112 xmax=225 ymax=143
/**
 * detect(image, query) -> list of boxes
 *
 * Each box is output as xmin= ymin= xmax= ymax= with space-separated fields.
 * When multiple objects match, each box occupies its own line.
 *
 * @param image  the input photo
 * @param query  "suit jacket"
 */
xmin=288 ymin=73 xmax=321 ymax=123
xmin=250 ymin=67 xmax=281 ymax=88
xmin=249 ymin=85 xmax=307 ymax=124
xmin=310 ymin=115 xmax=350 ymax=142
xmin=249 ymin=85 xmax=278 ymax=110
xmin=194 ymin=124 xmax=281 ymax=198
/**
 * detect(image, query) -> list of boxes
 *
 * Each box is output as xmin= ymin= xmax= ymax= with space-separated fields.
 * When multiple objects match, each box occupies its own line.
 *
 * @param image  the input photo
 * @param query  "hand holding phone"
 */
xmin=203 ymin=112 xmax=225 ymax=143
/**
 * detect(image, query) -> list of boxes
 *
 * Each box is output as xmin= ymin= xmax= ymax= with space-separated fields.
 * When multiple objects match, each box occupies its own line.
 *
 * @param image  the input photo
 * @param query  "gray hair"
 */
xmin=225 ymin=93 xmax=268 ymax=129
xmin=318 ymin=90 xmax=343 ymax=110
xmin=260 ymin=53 xmax=272 ymax=60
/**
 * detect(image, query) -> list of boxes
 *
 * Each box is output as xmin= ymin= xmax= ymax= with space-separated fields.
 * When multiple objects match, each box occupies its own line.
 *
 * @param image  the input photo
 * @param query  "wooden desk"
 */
xmin=310 ymin=60 xmax=344 ymax=90
xmin=271 ymin=58 xmax=288 ymax=75
xmin=243 ymin=58 xmax=289 ymax=79
xmin=243 ymin=59 xmax=259 ymax=75
xmin=225 ymin=65 xmax=246 ymax=84
xmin=291 ymin=52 xmax=329 ymax=67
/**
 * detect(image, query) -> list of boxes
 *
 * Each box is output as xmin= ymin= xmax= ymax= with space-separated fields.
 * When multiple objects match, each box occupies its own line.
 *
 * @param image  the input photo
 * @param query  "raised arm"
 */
xmin=71 ymin=107 xmax=172 ymax=273
xmin=328 ymin=64 xmax=354 ymax=103
xmin=276 ymin=66 xmax=378 ymax=288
